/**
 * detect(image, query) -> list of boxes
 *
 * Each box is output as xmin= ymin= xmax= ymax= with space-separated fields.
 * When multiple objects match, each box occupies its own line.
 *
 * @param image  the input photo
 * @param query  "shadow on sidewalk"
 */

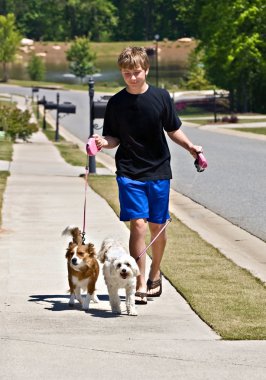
xmin=28 ymin=294 xmax=124 ymax=318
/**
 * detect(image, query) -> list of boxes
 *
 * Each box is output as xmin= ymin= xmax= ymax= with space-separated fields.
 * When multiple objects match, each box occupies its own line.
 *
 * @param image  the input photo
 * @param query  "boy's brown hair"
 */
xmin=117 ymin=47 xmax=150 ymax=70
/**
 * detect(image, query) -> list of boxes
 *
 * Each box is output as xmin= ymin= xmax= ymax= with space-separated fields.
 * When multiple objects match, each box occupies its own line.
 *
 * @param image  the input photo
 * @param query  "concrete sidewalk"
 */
xmin=1 ymin=131 xmax=266 ymax=379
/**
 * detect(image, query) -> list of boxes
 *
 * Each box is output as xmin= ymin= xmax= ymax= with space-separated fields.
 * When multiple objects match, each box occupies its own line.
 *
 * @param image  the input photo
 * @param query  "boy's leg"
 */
xmin=147 ymin=222 xmax=167 ymax=295
xmin=129 ymin=218 xmax=147 ymax=294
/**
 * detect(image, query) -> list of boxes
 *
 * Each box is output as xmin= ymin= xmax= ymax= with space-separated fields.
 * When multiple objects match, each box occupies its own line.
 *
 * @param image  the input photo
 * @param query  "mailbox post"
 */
xmin=38 ymin=94 xmax=76 ymax=140
xmin=31 ymin=87 xmax=39 ymax=101
xmin=87 ymin=78 xmax=110 ymax=173
xmin=55 ymin=93 xmax=60 ymax=142
xmin=88 ymin=77 xmax=96 ymax=173
xmin=55 ymin=95 xmax=76 ymax=142
xmin=37 ymin=96 xmax=47 ymax=130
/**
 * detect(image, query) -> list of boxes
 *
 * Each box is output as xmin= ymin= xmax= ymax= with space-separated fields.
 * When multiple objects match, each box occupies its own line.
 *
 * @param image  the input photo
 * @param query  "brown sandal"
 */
xmin=147 ymin=273 xmax=162 ymax=297
xmin=135 ymin=291 xmax=147 ymax=305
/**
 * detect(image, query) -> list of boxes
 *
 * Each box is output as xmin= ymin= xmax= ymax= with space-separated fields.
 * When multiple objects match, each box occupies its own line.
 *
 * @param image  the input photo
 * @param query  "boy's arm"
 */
xmin=167 ymin=129 xmax=202 ymax=159
xmin=93 ymin=134 xmax=120 ymax=150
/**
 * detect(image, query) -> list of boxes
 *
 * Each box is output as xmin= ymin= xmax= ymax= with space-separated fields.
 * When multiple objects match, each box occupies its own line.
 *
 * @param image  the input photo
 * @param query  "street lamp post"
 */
xmin=88 ymin=77 xmax=96 ymax=173
xmin=154 ymin=34 xmax=160 ymax=87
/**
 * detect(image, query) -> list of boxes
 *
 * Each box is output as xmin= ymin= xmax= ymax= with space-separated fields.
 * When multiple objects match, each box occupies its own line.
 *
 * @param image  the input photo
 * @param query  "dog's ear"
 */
xmin=65 ymin=248 xmax=71 ymax=259
xmin=65 ymin=242 xmax=75 ymax=259
xmin=85 ymin=243 xmax=96 ymax=257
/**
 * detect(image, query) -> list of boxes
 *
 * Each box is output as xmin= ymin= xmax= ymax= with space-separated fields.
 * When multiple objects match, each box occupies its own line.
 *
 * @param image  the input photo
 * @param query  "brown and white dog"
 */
xmin=62 ymin=226 xmax=99 ymax=310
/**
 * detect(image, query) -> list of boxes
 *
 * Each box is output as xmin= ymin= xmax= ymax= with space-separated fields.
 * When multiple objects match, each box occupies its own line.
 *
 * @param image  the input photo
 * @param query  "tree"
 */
xmin=0 ymin=0 xmax=118 ymax=41
xmin=197 ymin=0 xmax=266 ymax=112
xmin=64 ymin=0 xmax=118 ymax=41
xmin=176 ymin=0 xmax=266 ymax=112
xmin=66 ymin=37 xmax=98 ymax=82
xmin=27 ymin=53 xmax=46 ymax=81
xmin=182 ymin=50 xmax=212 ymax=90
xmin=0 ymin=13 xmax=21 ymax=82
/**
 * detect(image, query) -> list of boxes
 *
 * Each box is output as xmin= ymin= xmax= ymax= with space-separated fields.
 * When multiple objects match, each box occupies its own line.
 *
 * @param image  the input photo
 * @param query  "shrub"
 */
xmin=0 ymin=105 xmax=38 ymax=142
xmin=27 ymin=54 xmax=46 ymax=81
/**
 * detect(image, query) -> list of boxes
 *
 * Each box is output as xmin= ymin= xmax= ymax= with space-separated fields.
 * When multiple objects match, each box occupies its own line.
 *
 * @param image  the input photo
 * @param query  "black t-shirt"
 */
xmin=103 ymin=85 xmax=181 ymax=181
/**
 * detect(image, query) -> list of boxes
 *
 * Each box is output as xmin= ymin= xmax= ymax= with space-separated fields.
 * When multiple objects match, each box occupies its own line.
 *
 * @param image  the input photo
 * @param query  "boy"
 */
xmin=94 ymin=47 xmax=203 ymax=304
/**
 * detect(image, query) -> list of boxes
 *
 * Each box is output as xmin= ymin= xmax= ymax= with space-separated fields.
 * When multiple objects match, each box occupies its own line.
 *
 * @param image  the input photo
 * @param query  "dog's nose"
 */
xmin=71 ymin=258 xmax=77 ymax=265
xmin=121 ymin=268 xmax=127 ymax=273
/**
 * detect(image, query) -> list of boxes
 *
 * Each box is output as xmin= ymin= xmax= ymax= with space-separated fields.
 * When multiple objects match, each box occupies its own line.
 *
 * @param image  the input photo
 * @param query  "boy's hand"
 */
xmin=92 ymin=134 xmax=120 ymax=149
xmin=188 ymin=145 xmax=203 ymax=159
xmin=93 ymin=134 xmax=108 ymax=149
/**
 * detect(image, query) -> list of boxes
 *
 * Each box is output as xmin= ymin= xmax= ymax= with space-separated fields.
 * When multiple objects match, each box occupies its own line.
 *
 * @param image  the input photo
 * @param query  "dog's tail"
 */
xmin=62 ymin=226 xmax=83 ymax=245
xmin=97 ymin=238 xmax=112 ymax=263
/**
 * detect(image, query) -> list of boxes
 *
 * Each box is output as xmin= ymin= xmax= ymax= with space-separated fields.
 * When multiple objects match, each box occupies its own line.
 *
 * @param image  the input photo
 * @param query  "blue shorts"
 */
xmin=116 ymin=176 xmax=170 ymax=224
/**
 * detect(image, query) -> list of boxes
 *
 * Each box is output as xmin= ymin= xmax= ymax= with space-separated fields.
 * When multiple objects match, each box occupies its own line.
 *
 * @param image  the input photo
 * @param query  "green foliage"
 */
xmin=66 ymin=36 xmax=98 ymax=81
xmin=197 ymin=0 xmax=266 ymax=112
xmin=1 ymin=0 xmax=117 ymax=41
xmin=27 ymin=54 xmax=46 ymax=81
xmin=0 ymin=13 xmax=21 ymax=81
xmin=181 ymin=50 xmax=212 ymax=90
xmin=175 ymin=0 xmax=266 ymax=113
xmin=0 ymin=105 xmax=38 ymax=142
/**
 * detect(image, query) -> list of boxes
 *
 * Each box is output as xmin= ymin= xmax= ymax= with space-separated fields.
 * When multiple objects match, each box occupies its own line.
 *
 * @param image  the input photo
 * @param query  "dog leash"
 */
xmin=81 ymin=155 xmax=90 ymax=244
xmin=135 ymin=218 xmax=172 ymax=262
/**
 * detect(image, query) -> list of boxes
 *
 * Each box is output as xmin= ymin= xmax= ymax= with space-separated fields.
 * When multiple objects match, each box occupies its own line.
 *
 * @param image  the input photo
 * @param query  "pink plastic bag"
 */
xmin=86 ymin=137 xmax=100 ymax=156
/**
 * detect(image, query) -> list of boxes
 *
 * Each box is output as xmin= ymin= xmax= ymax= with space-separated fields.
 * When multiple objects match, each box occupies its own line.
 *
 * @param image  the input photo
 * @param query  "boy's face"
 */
xmin=121 ymin=65 xmax=149 ymax=91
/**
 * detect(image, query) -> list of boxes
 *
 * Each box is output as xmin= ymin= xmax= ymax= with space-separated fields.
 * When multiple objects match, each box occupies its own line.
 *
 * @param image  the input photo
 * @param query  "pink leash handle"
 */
xmin=86 ymin=137 xmax=101 ymax=156
xmin=194 ymin=152 xmax=208 ymax=172
xmin=135 ymin=218 xmax=172 ymax=262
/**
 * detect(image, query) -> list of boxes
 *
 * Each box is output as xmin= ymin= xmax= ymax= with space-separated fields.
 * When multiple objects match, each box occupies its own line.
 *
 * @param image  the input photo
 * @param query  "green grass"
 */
xmin=0 ymin=171 xmax=9 ymax=226
xmin=0 ymin=139 xmax=13 ymax=161
xmin=232 ymin=127 xmax=266 ymax=135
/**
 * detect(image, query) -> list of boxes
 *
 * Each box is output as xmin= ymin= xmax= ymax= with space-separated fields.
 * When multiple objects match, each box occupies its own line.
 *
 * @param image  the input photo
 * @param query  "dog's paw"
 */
xmin=112 ymin=308 xmax=122 ymax=315
xmin=92 ymin=294 xmax=100 ymax=303
xmin=69 ymin=294 xmax=75 ymax=307
xmin=127 ymin=307 xmax=138 ymax=316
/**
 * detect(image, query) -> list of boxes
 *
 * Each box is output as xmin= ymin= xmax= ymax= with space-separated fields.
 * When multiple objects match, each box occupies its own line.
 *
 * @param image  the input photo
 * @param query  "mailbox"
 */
xmin=58 ymin=102 xmax=76 ymax=114
xmin=37 ymin=96 xmax=46 ymax=106
xmin=45 ymin=101 xmax=57 ymax=110
xmin=92 ymin=101 xmax=108 ymax=119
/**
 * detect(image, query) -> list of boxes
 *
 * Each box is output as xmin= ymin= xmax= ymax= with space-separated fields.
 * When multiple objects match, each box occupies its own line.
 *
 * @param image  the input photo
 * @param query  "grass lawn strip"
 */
xmin=0 ymin=139 xmax=13 ymax=161
xmin=232 ymin=127 xmax=266 ymax=135
xmin=0 ymin=171 xmax=9 ymax=226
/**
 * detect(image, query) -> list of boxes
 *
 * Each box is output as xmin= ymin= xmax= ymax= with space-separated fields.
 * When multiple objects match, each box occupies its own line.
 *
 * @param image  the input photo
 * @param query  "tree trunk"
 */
xmin=2 ymin=61 xmax=8 ymax=82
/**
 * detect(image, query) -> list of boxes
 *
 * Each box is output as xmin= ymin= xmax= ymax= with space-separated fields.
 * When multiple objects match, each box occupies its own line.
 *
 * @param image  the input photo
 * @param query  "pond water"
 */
xmin=5 ymin=54 xmax=187 ymax=87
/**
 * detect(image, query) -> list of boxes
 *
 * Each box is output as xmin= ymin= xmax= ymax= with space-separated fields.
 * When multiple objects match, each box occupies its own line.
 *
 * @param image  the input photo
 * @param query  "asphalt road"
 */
xmin=168 ymin=126 xmax=266 ymax=242
xmin=1 ymin=85 xmax=265 ymax=242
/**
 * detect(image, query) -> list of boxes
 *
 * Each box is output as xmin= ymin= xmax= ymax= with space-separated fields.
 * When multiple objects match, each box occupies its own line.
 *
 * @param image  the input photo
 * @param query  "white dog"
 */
xmin=98 ymin=238 xmax=140 ymax=316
